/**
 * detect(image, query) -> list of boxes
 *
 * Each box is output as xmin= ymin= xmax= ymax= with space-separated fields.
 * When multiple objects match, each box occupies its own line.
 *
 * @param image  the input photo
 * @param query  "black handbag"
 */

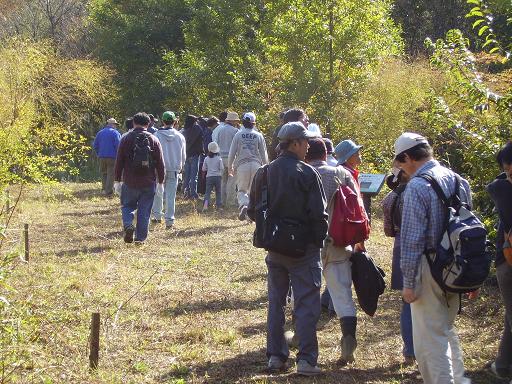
xmin=252 ymin=165 xmax=309 ymax=258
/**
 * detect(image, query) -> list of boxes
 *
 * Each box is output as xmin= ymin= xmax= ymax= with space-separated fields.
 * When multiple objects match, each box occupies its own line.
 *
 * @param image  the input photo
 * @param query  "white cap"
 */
xmin=242 ymin=112 xmax=256 ymax=123
xmin=107 ymin=117 xmax=118 ymax=125
xmin=394 ymin=132 xmax=429 ymax=157
xmin=208 ymin=141 xmax=220 ymax=153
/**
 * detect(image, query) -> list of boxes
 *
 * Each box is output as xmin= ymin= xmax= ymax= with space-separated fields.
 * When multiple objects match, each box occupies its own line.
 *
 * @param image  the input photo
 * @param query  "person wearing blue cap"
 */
xmin=329 ymin=139 xmax=368 ymax=362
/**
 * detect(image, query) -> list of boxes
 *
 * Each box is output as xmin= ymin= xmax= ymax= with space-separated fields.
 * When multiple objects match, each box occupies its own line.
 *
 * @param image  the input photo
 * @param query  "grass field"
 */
xmin=0 ymin=183 xmax=508 ymax=383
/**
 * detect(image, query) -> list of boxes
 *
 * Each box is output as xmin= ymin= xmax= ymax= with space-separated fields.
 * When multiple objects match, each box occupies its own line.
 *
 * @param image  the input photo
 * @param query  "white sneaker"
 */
xmin=296 ymin=360 xmax=322 ymax=376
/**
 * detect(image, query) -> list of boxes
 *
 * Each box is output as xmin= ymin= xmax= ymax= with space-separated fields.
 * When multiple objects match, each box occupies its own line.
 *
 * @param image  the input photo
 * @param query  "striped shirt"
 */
xmin=400 ymin=160 xmax=472 ymax=289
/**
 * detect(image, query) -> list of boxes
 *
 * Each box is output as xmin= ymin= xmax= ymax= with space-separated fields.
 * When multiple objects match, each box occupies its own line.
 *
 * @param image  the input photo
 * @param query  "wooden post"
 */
xmin=89 ymin=312 xmax=100 ymax=369
xmin=5 ymin=190 xmax=9 ymax=213
xmin=23 ymin=224 xmax=29 ymax=262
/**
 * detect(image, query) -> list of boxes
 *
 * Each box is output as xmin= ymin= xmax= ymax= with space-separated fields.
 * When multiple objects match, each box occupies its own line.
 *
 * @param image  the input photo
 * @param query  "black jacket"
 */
xmin=183 ymin=123 xmax=204 ymax=157
xmin=487 ymin=172 xmax=512 ymax=267
xmin=248 ymin=151 xmax=328 ymax=248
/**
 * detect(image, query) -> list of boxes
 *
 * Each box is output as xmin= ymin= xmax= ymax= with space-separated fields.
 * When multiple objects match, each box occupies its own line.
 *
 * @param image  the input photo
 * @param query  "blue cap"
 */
xmin=335 ymin=140 xmax=362 ymax=164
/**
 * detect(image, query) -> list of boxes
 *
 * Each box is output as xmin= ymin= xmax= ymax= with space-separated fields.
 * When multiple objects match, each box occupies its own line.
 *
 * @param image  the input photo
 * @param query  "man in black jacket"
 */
xmin=248 ymin=122 xmax=328 ymax=376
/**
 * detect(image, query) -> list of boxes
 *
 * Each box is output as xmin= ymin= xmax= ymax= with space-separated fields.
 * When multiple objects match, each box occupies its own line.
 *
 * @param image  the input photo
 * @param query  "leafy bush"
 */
xmin=0 ymin=37 xmax=117 ymax=185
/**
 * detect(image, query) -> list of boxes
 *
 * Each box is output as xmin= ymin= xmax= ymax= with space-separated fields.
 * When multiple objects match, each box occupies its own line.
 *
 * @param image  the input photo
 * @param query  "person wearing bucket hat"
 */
xmin=202 ymin=141 xmax=224 ymax=211
xmin=247 ymin=121 xmax=327 ymax=376
xmin=213 ymin=111 xmax=239 ymax=207
xmin=307 ymin=137 xmax=365 ymax=363
xmin=151 ymin=111 xmax=185 ymax=229
xmin=228 ymin=112 xmax=268 ymax=220
xmin=93 ymin=117 xmax=121 ymax=196
xmin=395 ymin=132 xmax=474 ymax=384
xmin=334 ymin=140 xmax=362 ymax=166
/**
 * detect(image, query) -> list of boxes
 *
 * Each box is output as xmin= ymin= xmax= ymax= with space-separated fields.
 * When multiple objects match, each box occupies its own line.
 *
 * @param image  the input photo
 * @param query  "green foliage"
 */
xmin=466 ymin=0 xmax=512 ymax=58
xmin=159 ymin=0 xmax=402 ymax=138
xmin=424 ymin=29 xmax=511 ymax=218
xmin=336 ymin=59 xmax=442 ymax=172
xmin=0 ymin=37 xmax=116 ymax=185
xmin=88 ymin=0 xmax=190 ymax=116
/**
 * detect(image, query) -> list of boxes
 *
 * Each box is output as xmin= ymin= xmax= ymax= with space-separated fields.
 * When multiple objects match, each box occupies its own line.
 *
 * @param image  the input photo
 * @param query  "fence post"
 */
xmin=24 ymin=224 xmax=29 ymax=262
xmin=89 ymin=312 xmax=100 ymax=369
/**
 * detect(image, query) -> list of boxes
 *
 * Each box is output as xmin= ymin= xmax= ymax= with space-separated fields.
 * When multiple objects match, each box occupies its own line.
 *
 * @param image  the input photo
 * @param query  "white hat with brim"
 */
xmin=394 ymin=132 xmax=429 ymax=157
xmin=208 ymin=141 xmax=220 ymax=153
xmin=225 ymin=112 xmax=240 ymax=121
xmin=107 ymin=118 xmax=118 ymax=125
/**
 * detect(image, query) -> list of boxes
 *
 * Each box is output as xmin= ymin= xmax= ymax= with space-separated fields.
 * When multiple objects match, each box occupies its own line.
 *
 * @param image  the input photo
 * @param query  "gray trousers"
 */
xmin=496 ymin=262 xmax=512 ymax=370
xmin=99 ymin=157 xmax=115 ymax=195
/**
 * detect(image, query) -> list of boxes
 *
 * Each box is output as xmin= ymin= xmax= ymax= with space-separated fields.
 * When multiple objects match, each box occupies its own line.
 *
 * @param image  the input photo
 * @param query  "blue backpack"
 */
xmin=419 ymin=174 xmax=491 ymax=294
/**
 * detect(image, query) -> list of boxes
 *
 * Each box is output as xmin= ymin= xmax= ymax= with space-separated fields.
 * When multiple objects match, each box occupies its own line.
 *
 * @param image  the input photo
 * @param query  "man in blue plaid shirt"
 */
xmin=396 ymin=132 xmax=473 ymax=384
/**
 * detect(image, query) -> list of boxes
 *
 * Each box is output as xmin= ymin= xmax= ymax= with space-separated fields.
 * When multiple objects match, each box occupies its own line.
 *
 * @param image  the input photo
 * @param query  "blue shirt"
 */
xmin=93 ymin=126 xmax=121 ymax=159
xmin=400 ymin=160 xmax=472 ymax=289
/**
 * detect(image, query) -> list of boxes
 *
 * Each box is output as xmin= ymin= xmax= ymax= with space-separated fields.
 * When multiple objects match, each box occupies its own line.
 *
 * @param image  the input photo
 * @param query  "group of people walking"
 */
xmin=93 ymin=108 xmax=512 ymax=384
xmin=92 ymin=110 xmax=269 ymax=243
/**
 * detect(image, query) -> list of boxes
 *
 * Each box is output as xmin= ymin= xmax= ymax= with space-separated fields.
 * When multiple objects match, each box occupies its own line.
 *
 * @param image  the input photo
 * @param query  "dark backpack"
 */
xmin=419 ymin=174 xmax=491 ymax=294
xmin=131 ymin=132 xmax=153 ymax=172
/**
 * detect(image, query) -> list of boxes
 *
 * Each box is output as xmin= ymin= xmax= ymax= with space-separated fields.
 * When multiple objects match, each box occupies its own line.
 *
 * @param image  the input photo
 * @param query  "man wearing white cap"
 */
xmin=213 ymin=111 xmax=239 ymax=207
xmin=395 ymin=132 xmax=473 ymax=384
xmin=93 ymin=117 xmax=121 ymax=196
xmin=228 ymin=112 xmax=269 ymax=220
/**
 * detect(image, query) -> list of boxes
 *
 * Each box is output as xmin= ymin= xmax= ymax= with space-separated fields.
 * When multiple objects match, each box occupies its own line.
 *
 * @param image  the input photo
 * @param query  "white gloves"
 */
xmin=156 ymin=183 xmax=164 ymax=197
xmin=114 ymin=181 xmax=122 ymax=195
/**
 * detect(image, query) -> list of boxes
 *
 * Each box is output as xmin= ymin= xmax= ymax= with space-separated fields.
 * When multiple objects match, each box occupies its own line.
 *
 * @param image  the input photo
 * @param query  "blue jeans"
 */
xmin=152 ymin=172 xmax=178 ymax=225
xmin=183 ymin=155 xmax=199 ymax=198
xmin=204 ymin=176 xmax=222 ymax=207
xmin=121 ymin=183 xmax=155 ymax=241
xmin=401 ymin=301 xmax=415 ymax=357
xmin=266 ymin=252 xmax=321 ymax=366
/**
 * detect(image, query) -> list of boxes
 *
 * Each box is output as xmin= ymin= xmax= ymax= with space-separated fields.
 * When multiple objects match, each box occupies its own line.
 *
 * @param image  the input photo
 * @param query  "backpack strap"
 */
xmin=418 ymin=174 xmax=450 ymax=208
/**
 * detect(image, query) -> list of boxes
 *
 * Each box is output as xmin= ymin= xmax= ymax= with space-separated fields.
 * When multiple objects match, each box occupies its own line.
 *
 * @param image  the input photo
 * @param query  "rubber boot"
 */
xmin=340 ymin=316 xmax=357 ymax=363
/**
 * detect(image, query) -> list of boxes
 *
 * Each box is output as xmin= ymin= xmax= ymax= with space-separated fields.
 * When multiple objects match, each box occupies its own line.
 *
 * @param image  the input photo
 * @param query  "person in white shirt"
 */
xmin=202 ymin=141 xmax=224 ymax=210
xmin=228 ymin=112 xmax=269 ymax=220
xmin=213 ymin=111 xmax=239 ymax=207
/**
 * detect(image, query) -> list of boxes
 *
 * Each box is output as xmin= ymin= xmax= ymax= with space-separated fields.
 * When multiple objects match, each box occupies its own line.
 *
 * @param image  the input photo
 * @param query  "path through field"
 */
xmin=5 ymin=183 xmax=506 ymax=383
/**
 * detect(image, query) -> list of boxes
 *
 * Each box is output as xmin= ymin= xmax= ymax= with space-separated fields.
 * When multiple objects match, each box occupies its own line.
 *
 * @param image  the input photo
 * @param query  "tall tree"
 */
xmin=88 ymin=0 xmax=190 ymax=117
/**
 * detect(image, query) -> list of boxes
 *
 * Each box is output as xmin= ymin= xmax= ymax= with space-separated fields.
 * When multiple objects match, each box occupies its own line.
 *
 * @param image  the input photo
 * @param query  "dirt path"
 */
xmin=4 ymin=183 xmax=505 ymax=383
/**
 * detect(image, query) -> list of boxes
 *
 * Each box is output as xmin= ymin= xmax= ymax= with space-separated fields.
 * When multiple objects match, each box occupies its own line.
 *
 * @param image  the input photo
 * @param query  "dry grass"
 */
xmin=1 ymin=183 xmax=507 ymax=383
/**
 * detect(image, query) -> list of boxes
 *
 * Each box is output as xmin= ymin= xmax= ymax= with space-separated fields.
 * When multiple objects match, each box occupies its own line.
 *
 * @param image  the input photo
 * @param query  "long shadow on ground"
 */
xmin=162 ymin=295 xmax=268 ymax=316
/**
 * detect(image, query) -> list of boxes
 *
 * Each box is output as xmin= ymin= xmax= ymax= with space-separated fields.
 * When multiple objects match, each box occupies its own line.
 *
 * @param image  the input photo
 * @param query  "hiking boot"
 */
xmin=166 ymin=223 xmax=174 ymax=230
xmin=151 ymin=218 xmax=162 ymax=224
xmin=238 ymin=205 xmax=247 ymax=221
xmin=267 ymin=356 xmax=286 ymax=372
xmin=340 ymin=317 xmax=357 ymax=363
xmin=296 ymin=360 xmax=321 ymax=376
xmin=134 ymin=240 xmax=145 ymax=246
xmin=490 ymin=362 xmax=510 ymax=379
xmin=123 ymin=225 xmax=134 ymax=243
